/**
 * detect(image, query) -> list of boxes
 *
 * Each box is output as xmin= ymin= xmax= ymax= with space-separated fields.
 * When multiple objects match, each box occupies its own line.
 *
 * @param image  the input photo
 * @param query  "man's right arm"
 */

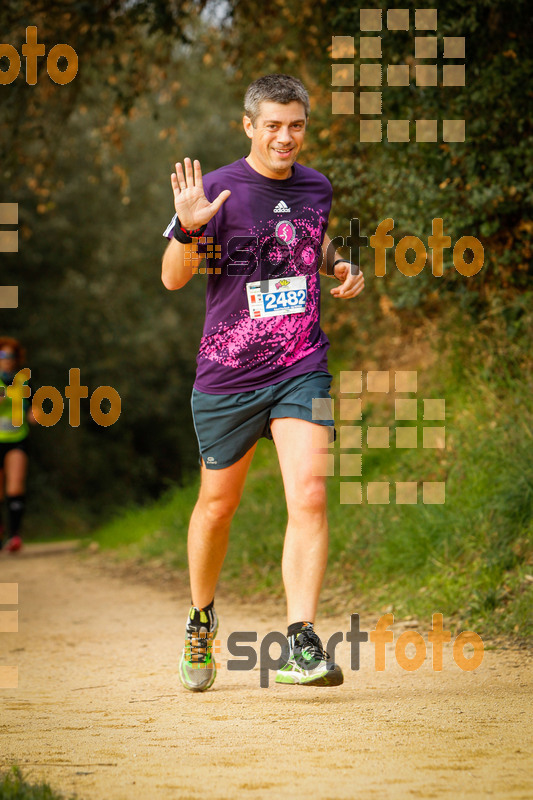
xmin=161 ymin=158 xmax=230 ymax=291
xmin=161 ymin=236 xmax=203 ymax=291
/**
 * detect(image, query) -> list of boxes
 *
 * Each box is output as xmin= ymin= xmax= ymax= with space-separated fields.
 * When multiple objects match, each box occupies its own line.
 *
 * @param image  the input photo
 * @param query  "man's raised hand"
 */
xmin=171 ymin=157 xmax=230 ymax=230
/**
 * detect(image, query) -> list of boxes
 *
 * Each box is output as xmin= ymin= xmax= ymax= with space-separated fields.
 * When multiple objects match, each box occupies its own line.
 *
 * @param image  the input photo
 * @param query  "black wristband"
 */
xmin=333 ymin=258 xmax=360 ymax=276
xmin=172 ymin=216 xmax=207 ymax=244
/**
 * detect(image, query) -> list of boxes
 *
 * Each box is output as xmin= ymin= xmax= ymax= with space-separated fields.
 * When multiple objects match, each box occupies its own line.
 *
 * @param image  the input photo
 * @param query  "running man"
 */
xmin=0 ymin=337 xmax=34 ymax=552
xmin=162 ymin=74 xmax=364 ymax=690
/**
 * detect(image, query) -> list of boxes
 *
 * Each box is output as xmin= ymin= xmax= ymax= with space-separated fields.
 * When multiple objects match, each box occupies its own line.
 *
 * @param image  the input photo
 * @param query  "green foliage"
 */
xmin=0 ymin=0 xmax=201 ymax=174
xmin=1 ymin=12 xmax=244 ymax=524
xmin=330 ymin=301 xmax=533 ymax=636
xmin=0 ymin=767 xmax=76 ymax=800
xmin=322 ymin=0 xmax=532 ymax=312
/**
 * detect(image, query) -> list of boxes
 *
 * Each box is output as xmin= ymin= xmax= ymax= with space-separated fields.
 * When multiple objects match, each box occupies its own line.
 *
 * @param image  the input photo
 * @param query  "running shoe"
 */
xmin=3 ymin=535 xmax=22 ymax=553
xmin=179 ymin=606 xmax=219 ymax=692
xmin=276 ymin=624 xmax=344 ymax=686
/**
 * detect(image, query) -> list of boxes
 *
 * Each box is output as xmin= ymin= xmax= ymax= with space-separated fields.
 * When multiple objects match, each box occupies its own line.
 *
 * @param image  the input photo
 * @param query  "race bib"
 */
xmin=246 ymin=276 xmax=307 ymax=319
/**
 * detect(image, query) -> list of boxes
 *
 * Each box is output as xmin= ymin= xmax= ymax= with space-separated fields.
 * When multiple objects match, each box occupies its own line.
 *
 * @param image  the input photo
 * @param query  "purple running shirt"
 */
xmin=163 ymin=157 xmax=333 ymax=394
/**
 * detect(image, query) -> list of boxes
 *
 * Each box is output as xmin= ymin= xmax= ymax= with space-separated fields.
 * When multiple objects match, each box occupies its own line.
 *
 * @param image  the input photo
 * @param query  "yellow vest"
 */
xmin=0 ymin=372 xmax=30 ymax=442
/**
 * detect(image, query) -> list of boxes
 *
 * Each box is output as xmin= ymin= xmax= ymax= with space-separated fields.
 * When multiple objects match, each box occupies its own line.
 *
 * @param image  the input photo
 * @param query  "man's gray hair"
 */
xmin=244 ymin=74 xmax=310 ymax=125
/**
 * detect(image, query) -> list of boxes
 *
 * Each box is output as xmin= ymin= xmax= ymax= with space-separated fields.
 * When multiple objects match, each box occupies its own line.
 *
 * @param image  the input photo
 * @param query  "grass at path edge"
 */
xmin=0 ymin=767 xmax=77 ymax=800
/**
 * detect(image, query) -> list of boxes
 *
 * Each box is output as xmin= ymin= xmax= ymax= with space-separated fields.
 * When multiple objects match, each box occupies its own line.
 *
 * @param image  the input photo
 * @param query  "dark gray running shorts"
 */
xmin=191 ymin=371 xmax=334 ymax=470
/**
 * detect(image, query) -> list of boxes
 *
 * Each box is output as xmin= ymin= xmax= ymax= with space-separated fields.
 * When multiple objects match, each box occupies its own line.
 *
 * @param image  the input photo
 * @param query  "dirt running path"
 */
xmin=1 ymin=545 xmax=532 ymax=800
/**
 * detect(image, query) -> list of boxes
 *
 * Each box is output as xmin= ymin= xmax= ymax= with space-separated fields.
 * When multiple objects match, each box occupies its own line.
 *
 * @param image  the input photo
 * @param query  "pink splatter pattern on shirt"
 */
xmin=198 ymin=210 xmax=328 ymax=371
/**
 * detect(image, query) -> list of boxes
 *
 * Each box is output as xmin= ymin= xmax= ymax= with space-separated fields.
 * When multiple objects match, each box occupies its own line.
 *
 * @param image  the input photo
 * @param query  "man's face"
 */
xmin=243 ymin=100 xmax=307 ymax=180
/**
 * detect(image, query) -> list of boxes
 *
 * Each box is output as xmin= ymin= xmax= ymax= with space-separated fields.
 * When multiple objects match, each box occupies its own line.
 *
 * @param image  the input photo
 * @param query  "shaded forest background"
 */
xmin=0 ymin=0 xmax=531 ymax=537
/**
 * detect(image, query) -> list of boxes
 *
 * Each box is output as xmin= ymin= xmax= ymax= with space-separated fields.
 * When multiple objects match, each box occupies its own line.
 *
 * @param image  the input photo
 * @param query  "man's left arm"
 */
xmin=319 ymin=232 xmax=365 ymax=299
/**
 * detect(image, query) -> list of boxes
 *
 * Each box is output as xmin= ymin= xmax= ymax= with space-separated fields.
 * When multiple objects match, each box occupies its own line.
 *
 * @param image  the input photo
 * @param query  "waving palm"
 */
xmin=171 ymin=157 xmax=231 ymax=230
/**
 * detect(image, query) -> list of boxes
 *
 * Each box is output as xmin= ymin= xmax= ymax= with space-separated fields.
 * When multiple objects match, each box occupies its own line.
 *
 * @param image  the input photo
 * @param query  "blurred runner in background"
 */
xmin=0 ymin=337 xmax=35 ymax=553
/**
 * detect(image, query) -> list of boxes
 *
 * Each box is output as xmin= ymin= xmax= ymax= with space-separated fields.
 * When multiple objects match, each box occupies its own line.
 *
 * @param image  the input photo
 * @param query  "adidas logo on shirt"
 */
xmin=273 ymin=200 xmax=291 ymax=213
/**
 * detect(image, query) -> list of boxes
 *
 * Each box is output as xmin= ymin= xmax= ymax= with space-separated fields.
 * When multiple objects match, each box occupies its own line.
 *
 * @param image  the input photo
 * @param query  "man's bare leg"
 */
xmin=2 ymin=449 xmax=28 ymax=550
xmin=270 ymin=418 xmax=329 ymax=625
xmin=270 ymin=417 xmax=343 ymax=686
xmin=187 ymin=444 xmax=257 ymax=608
xmin=4 ymin=448 xmax=28 ymax=496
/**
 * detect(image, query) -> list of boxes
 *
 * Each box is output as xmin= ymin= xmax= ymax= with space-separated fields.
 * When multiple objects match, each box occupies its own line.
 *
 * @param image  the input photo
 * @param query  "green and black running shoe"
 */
xmin=276 ymin=624 xmax=344 ymax=687
xmin=179 ymin=605 xmax=219 ymax=692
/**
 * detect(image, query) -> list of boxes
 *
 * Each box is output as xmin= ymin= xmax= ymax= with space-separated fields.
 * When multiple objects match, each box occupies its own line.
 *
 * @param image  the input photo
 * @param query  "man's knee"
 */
xmin=197 ymin=491 xmax=241 ymax=525
xmin=287 ymin=478 xmax=327 ymax=518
